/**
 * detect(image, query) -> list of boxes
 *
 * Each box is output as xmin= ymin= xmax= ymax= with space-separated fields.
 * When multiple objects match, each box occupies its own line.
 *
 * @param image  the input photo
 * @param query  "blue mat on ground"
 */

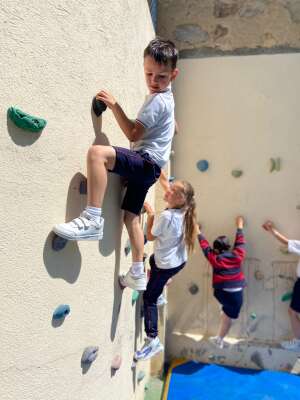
xmin=167 ymin=361 xmax=300 ymax=400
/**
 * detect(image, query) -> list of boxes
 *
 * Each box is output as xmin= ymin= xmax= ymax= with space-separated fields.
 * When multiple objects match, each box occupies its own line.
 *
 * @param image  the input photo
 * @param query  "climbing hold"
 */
xmin=132 ymin=290 xmax=140 ymax=305
xmin=196 ymin=160 xmax=209 ymax=172
xmin=281 ymin=291 xmax=293 ymax=302
xmin=137 ymin=370 xmax=146 ymax=382
xmin=231 ymin=169 xmax=243 ymax=178
xmin=189 ymin=284 xmax=199 ymax=295
xmin=144 ymin=234 xmax=148 ymax=245
xmin=208 ymin=354 xmax=216 ymax=361
xmin=111 ymin=355 xmax=122 ymax=370
xmin=8 ymin=107 xmax=47 ymax=132
xmin=250 ymin=312 xmax=257 ymax=320
xmin=53 ymin=304 xmax=70 ymax=320
xmin=279 ymin=246 xmax=289 ymax=254
xmin=254 ymin=270 xmax=264 ymax=281
xmin=52 ymin=234 xmax=68 ymax=251
xmin=124 ymin=239 xmax=131 ymax=256
xmin=92 ymin=97 xmax=107 ymax=117
xmin=296 ymin=205 xmax=300 ymax=210
xmin=81 ymin=346 xmax=99 ymax=364
xmin=144 ymin=384 xmax=149 ymax=391
xmin=143 ymin=253 xmax=148 ymax=262
xmin=270 ymin=157 xmax=281 ymax=172
xmin=169 ymin=176 xmax=175 ymax=182
xmin=79 ymin=179 xmax=87 ymax=195
xmin=170 ymin=150 xmax=175 ymax=157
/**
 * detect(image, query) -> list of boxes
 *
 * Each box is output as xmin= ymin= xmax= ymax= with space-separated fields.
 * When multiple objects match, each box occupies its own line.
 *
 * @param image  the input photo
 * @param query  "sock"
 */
xmin=130 ymin=262 xmax=144 ymax=276
xmin=86 ymin=206 xmax=102 ymax=221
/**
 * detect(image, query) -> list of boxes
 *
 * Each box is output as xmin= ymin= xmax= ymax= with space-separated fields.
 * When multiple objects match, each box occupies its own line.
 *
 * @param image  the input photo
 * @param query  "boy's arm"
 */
xmin=197 ymin=225 xmax=217 ymax=264
xmin=262 ymin=221 xmax=289 ymax=245
xmin=96 ymin=90 xmax=144 ymax=142
xmin=232 ymin=216 xmax=246 ymax=260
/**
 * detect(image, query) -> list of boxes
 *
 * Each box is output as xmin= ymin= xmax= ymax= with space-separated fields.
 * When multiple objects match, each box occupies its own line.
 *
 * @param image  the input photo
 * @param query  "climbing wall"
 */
xmin=166 ymin=53 xmax=300 ymax=369
xmin=0 ymin=1 xmax=155 ymax=400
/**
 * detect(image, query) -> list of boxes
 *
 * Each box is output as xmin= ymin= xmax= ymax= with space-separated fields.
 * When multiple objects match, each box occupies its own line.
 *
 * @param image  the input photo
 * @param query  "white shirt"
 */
xmin=151 ymin=209 xmax=187 ymax=269
xmin=133 ymin=85 xmax=175 ymax=168
xmin=288 ymin=240 xmax=300 ymax=277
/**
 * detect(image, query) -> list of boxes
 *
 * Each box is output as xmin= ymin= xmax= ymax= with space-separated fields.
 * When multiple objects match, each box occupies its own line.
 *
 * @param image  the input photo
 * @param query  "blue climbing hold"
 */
xmin=52 ymin=234 xmax=68 ymax=251
xmin=196 ymin=160 xmax=209 ymax=172
xmin=79 ymin=179 xmax=87 ymax=195
xmin=81 ymin=346 xmax=99 ymax=364
xmin=53 ymin=304 xmax=70 ymax=320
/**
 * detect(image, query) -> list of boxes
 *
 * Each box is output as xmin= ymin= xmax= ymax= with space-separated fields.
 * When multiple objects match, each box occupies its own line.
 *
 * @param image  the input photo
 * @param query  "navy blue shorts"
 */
xmin=109 ymin=146 xmax=161 ymax=215
xmin=290 ymin=278 xmax=300 ymax=313
xmin=214 ymin=288 xmax=243 ymax=319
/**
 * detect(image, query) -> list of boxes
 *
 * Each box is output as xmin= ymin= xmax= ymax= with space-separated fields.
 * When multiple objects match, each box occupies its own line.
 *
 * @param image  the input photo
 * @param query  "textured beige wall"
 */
xmin=0 ymin=1 xmax=155 ymax=399
xmin=158 ymin=0 xmax=300 ymax=56
xmin=167 ymin=53 xmax=300 ymax=362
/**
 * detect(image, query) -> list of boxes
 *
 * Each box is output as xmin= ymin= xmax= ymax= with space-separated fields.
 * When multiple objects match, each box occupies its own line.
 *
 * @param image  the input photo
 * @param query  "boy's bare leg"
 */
xmin=87 ymin=145 xmax=116 ymax=207
xmin=217 ymin=312 xmax=232 ymax=339
xmin=288 ymin=308 xmax=300 ymax=338
xmin=124 ymin=211 xmax=144 ymax=262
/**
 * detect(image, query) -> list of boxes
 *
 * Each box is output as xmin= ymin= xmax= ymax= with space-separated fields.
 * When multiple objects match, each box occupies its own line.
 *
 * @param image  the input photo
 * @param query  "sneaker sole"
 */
xmin=135 ymin=345 xmax=164 ymax=361
xmin=53 ymin=228 xmax=103 ymax=241
xmin=118 ymin=275 xmax=146 ymax=291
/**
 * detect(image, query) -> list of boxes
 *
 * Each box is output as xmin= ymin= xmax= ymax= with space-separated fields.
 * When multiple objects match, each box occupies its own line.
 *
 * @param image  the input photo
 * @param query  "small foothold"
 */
xmin=143 ymin=253 xmax=148 ymax=262
xmin=254 ymin=270 xmax=264 ymax=281
xmin=111 ymin=355 xmax=122 ymax=370
xmin=296 ymin=205 xmax=300 ymax=210
xmin=92 ymin=97 xmax=107 ymax=117
xmin=250 ymin=312 xmax=257 ymax=320
xmin=279 ymin=246 xmax=289 ymax=254
xmin=124 ymin=240 xmax=131 ymax=256
xmin=281 ymin=291 xmax=293 ymax=302
xmin=189 ymin=284 xmax=199 ymax=295
xmin=208 ymin=354 xmax=216 ymax=360
xmin=169 ymin=176 xmax=175 ymax=182
xmin=79 ymin=179 xmax=87 ymax=195
xmin=53 ymin=304 xmax=70 ymax=320
xmin=137 ymin=370 xmax=146 ymax=382
xmin=131 ymin=359 xmax=138 ymax=369
xmin=170 ymin=150 xmax=175 ymax=157
xmin=132 ymin=290 xmax=140 ymax=305
xmin=196 ymin=159 xmax=209 ymax=172
xmin=144 ymin=384 xmax=149 ymax=391
xmin=8 ymin=107 xmax=47 ymax=132
xmin=81 ymin=346 xmax=99 ymax=364
xmin=52 ymin=234 xmax=68 ymax=251
xmin=231 ymin=169 xmax=243 ymax=178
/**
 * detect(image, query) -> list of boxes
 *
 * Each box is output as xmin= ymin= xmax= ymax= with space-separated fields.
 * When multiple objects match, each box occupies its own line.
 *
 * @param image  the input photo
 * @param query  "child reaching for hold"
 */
xmin=134 ymin=179 xmax=198 ymax=361
xmin=197 ymin=217 xmax=246 ymax=348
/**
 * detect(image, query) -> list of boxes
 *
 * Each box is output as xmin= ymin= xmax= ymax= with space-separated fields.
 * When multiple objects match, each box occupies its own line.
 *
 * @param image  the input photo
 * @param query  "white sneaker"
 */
xmin=209 ymin=336 xmax=224 ymax=349
xmin=134 ymin=337 xmax=164 ymax=361
xmin=281 ymin=338 xmax=300 ymax=351
xmin=119 ymin=271 xmax=147 ymax=291
xmin=53 ymin=211 xmax=104 ymax=241
xmin=157 ymin=293 xmax=168 ymax=307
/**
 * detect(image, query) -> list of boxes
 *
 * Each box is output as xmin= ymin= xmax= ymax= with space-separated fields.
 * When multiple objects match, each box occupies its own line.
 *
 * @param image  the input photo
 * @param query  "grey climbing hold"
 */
xmin=270 ymin=157 xmax=281 ymax=172
xmin=79 ymin=179 xmax=87 ymax=195
xmin=8 ymin=106 xmax=47 ymax=132
xmin=231 ymin=169 xmax=243 ymax=178
xmin=52 ymin=234 xmax=68 ymax=251
xmin=196 ymin=160 xmax=209 ymax=172
xmin=208 ymin=354 xmax=216 ymax=361
xmin=137 ymin=370 xmax=146 ymax=382
xmin=250 ymin=351 xmax=264 ymax=369
xmin=124 ymin=239 xmax=131 ymax=256
xmin=189 ymin=284 xmax=199 ymax=295
xmin=111 ymin=355 xmax=122 ymax=370
xmin=53 ymin=304 xmax=70 ymax=320
xmin=296 ymin=205 xmax=300 ymax=210
xmin=81 ymin=346 xmax=99 ymax=364
xmin=254 ymin=270 xmax=264 ymax=281
xmin=92 ymin=97 xmax=107 ymax=117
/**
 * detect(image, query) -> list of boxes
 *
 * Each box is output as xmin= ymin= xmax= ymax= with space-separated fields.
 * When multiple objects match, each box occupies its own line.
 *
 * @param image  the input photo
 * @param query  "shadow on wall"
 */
xmin=7 ymin=110 xmax=43 ymax=146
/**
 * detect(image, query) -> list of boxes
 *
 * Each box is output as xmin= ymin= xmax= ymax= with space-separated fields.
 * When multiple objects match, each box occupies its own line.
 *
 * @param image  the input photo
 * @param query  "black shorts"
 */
xmin=110 ymin=146 xmax=161 ymax=215
xmin=214 ymin=288 xmax=243 ymax=319
xmin=290 ymin=278 xmax=300 ymax=313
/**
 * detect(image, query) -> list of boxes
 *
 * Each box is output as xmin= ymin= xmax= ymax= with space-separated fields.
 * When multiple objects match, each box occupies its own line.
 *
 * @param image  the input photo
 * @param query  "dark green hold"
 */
xmin=8 ymin=107 xmax=47 ymax=132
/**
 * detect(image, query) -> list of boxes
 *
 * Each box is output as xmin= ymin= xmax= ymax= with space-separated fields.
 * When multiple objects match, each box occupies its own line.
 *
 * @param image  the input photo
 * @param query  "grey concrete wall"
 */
xmin=0 ymin=1 xmax=155 ymax=399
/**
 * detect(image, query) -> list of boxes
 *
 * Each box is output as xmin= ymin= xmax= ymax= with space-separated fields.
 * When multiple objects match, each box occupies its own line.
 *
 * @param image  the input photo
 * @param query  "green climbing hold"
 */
xmin=132 ymin=290 xmax=139 ymax=305
xmin=281 ymin=291 xmax=293 ymax=302
xmin=250 ymin=312 xmax=257 ymax=320
xmin=8 ymin=107 xmax=47 ymax=132
xmin=279 ymin=246 xmax=289 ymax=255
xmin=231 ymin=169 xmax=243 ymax=178
xmin=270 ymin=157 xmax=281 ymax=173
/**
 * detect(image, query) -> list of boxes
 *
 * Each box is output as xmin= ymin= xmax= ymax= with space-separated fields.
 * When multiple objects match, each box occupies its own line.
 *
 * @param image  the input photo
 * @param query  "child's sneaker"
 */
xmin=209 ymin=336 xmax=224 ymax=349
xmin=134 ymin=337 xmax=164 ymax=361
xmin=157 ymin=293 xmax=168 ymax=307
xmin=119 ymin=271 xmax=147 ymax=291
xmin=281 ymin=338 xmax=300 ymax=351
xmin=53 ymin=211 xmax=104 ymax=241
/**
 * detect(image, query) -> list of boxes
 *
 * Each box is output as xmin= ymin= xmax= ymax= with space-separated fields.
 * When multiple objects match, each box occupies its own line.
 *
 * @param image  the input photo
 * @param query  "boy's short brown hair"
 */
xmin=144 ymin=38 xmax=178 ymax=69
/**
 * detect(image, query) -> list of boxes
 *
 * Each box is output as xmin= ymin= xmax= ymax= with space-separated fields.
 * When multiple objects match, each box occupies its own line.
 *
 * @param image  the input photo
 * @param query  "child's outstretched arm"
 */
xmin=232 ymin=216 xmax=246 ymax=260
xmin=96 ymin=90 xmax=144 ymax=142
xmin=197 ymin=224 xmax=218 ymax=264
xmin=144 ymin=202 xmax=157 ymax=242
xmin=262 ymin=220 xmax=289 ymax=245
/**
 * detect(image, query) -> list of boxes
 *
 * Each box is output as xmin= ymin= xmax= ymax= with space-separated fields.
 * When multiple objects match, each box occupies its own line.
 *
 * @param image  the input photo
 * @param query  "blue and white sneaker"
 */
xmin=134 ymin=337 xmax=163 ymax=361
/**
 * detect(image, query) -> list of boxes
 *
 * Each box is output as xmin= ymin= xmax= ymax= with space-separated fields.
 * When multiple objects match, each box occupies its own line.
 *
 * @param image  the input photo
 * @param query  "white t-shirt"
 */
xmin=288 ymin=240 xmax=300 ymax=277
xmin=151 ymin=208 xmax=187 ymax=269
xmin=133 ymin=85 xmax=175 ymax=168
